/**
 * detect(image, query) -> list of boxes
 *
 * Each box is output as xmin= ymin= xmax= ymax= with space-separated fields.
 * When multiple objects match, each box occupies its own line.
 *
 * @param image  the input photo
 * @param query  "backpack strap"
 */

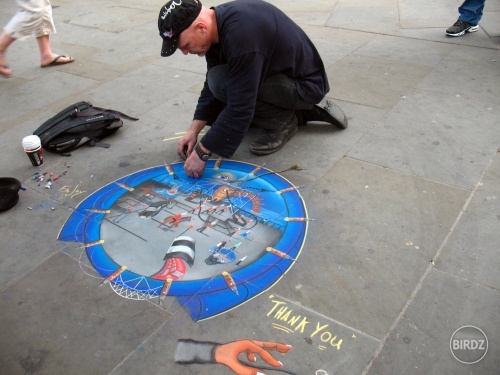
xmin=89 ymin=140 xmax=111 ymax=148
xmin=86 ymin=106 xmax=139 ymax=121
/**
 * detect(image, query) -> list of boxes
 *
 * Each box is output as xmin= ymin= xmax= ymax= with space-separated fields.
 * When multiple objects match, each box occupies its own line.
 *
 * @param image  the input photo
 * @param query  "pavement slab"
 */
xmin=112 ymin=293 xmax=381 ymax=375
xmin=326 ymin=0 xmax=402 ymax=36
xmin=0 ymin=0 xmax=499 ymax=374
xmin=85 ymin=65 xmax=204 ymax=118
xmin=366 ymin=268 xmax=500 ymax=375
xmin=437 ymin=152 xmax=500 ymax=289
xmin=0 ymin=252 xmax=171 ymax=375
xmin=353 ymin=35 xmax=458 ymax=67
xmin=273 ymin=157 xmax=470 ymax=339
xmin=347 ymin=89 xmax=500 ymax=189
xmin=328 ymin=54 xmax=432 ymax=109
xmin=398 ymin=0 xmax=458 ymax=29
xmin=417 ymin=45 xmax=500 ymax=104
xmin=0 ymin=72 xmax=97 ymax=123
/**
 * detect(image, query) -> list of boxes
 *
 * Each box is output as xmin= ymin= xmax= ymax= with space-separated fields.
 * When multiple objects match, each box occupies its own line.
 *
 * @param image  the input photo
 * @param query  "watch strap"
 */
xmin=195 ymin=143 xmax=212 ymax=161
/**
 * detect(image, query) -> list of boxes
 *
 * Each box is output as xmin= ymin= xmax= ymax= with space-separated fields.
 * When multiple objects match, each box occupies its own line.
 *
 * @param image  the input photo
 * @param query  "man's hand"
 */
xmin=178 ymin=120 xmax=207 ymax=159
xmin=184 ymin=151 xmax=206 ymax=178
xmin=178 ymin=130 xmax=198 ymax=160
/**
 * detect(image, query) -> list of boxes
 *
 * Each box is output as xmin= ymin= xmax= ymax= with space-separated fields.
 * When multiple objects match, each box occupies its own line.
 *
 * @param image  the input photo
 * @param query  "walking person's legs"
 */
xmin=0 ymin=32 xmax=16 ymax=77
xmin=446 ymin=0 xmax=485 ymax=36
xmin=458 ymin=0 xmax=485 ymax=25
xmin=37 ymin=34 xmax=73 ymax=67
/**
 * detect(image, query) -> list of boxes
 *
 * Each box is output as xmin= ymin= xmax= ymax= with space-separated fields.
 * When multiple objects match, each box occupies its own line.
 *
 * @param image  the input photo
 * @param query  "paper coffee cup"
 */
xmin=22 ymin=135 xmax=44 ymax=167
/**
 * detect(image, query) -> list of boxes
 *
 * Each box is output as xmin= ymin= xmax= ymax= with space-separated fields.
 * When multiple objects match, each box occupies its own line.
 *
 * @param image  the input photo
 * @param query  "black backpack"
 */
xmin=33 ymin=101 xmax=138 ymax=155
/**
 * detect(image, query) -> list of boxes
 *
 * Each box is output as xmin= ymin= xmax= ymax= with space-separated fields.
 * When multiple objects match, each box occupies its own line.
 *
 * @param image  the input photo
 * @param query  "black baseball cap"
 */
xmin=158 ymin=0 xmax=202 ymax=57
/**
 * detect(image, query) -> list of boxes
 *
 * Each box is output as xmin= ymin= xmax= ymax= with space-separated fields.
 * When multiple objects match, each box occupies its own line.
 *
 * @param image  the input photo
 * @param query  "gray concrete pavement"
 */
xmin=1 ymin=0 xmax=499 ymax=374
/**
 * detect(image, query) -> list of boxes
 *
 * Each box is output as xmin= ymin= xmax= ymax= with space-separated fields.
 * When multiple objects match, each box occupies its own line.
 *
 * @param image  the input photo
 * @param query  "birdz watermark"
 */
xmin=450 ymin=326 xmax=488 ymax=364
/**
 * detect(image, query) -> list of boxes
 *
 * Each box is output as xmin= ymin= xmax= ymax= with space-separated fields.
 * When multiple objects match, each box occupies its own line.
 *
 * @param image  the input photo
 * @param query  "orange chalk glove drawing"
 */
xmin=174 ymin=338 xmax=292 ymax=375
xmin=215 ymin=340 xmax=292 ymax=375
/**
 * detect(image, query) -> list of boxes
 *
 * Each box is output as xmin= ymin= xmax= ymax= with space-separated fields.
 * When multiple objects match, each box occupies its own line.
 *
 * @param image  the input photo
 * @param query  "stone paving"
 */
xmin=0 ymin=0 xmax=499 ymax=374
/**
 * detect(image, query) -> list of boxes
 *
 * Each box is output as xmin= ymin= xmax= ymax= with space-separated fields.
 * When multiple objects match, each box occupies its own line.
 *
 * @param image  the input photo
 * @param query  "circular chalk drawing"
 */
xmin=59 ymin=160 xmax=308 ymax=320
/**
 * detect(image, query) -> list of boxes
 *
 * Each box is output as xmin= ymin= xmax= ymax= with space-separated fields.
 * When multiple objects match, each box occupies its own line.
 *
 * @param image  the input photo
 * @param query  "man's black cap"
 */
xmin=158 ymin=0 xmax=202 ymax=57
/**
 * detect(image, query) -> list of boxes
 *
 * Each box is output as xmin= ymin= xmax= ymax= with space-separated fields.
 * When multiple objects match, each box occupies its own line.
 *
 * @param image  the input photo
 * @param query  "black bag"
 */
xmin=33 ymin=101 xmax=138 ymax=155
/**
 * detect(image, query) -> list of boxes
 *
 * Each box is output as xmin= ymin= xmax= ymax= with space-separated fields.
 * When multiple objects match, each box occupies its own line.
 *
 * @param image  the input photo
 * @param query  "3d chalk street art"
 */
xmin=59 ymin=159 xmax=309 ymax=321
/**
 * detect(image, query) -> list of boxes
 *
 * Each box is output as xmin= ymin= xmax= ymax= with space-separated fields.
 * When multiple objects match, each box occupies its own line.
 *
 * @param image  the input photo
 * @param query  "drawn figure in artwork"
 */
xmin=185 ymin=189 xmax=203 ymax=202
xmin=174 ymin=338 xmax=293 ymax=375
xmin=158 ymin=213 xmax=192 ymax=229
xmin=138 ymin=184 xmax=180 ymax=217
xmin=215 ymin=172 xmax=234 ymax=182
xmin=152 ymin=236 xmax=196 ymax=280
xmin=196 ymin=214 xmax=217 ymax=234
xmin=205 ymin=241 xmax=237 ymax=265
xmin=212 ymin=185 xmax=261 ymax=213
xmin=138 ymin=200 xmax=171 ymax=218
xmin=229 ymin=213 xmax=248 ymax=227
xmin=111 ymin=197 xmax=148 ymax=223
xmin=239 ymin=230 xmax=252 ymax=240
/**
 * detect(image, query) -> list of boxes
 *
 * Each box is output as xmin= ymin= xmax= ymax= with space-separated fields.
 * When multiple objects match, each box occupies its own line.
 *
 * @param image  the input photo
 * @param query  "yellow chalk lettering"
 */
xmin=287 ymin=315 xmax=302 ymax=326
xmin=60 ymin=184 xmax=86 ymax=198
xmin=267 ymin=300 xmax=286 ymax=316
xmin=321 ymin=332 xmax=332 ymax=343
xmin=274 ymin=306 xmax=288 ymax=319
xmin=332 ymin=338 xmax=343 ymax=350
xmin=280 ymin=310 xmax=292 ymax=322
xmin=311 ymin=322 xmax=329 ymax=338
xmin=294 ymin=317 xmax=310 ymax=333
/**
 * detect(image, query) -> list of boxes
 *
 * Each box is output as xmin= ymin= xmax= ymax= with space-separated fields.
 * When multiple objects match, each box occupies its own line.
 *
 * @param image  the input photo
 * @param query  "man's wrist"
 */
xmin=195 ymin=142 xmax=212 ymax=162
xmin=198 ymin=142 xmax=211 ymax=154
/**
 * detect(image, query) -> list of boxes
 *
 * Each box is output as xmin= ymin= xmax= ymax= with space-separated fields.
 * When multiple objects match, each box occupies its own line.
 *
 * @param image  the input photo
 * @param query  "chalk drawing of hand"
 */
xmin=214 ymin=340 xmax=292 ymax=375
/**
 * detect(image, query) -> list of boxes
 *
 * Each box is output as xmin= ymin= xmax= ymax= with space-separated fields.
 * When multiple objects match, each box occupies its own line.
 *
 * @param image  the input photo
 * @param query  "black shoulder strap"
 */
xmin=86 ymin=106 xmax=139 ymax=121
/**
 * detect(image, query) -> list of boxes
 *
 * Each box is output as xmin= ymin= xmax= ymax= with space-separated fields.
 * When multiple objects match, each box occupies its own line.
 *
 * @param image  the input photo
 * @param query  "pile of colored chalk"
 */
xmin=32 ymin=165 xmax=70 ymax=189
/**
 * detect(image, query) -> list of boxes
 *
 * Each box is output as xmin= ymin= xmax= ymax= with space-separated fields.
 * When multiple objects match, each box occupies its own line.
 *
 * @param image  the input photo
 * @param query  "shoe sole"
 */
xmin=249 ymin=125 xmax=298 ymax=155
xmin=315 ymin=99 xmax=349 ymax=129
xmin=446 ymin=25 xmax=479 ymax=37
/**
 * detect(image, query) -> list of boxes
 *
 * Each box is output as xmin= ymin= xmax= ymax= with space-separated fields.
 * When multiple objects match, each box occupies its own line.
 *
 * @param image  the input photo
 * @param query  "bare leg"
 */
xmin=37 ymin=34 xmax=73 ymax=67
xmin=0 ymin=31 xmax=15 ymax=77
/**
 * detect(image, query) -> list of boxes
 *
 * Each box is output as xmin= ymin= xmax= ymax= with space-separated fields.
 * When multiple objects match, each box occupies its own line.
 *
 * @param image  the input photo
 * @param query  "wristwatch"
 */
xmin=194 ymin=143 xmax=212 ymax=162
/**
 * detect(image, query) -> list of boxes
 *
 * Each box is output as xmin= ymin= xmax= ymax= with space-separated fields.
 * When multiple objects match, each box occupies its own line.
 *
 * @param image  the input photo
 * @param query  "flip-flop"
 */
xmin=41 ymin=55 xmax=74 ymax=68
xmin=0 ymin=64 xmax=11 ymax=78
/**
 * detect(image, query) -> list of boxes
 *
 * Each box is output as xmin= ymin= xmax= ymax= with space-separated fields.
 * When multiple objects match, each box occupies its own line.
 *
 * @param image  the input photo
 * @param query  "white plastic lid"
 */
xmin=22 ymin=135 xmax=41 ymax=150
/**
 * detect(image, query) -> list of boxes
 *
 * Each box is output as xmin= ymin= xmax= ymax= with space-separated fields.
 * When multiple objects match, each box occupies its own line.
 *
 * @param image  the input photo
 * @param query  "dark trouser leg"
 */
xmin=207 ymin=65 xmax=347 ymax=130
xmin=252 ymin=73 xmax=314 ymax=130
xmin=207 ymin=65 xmax=313 ymax=130
xmin=207 ymin=65 xmax=315 ymax=155
xmin=458 ymin=0 xmax=485 ymax=25
xmin=255 ymin=77 xmax=348 ymax=129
